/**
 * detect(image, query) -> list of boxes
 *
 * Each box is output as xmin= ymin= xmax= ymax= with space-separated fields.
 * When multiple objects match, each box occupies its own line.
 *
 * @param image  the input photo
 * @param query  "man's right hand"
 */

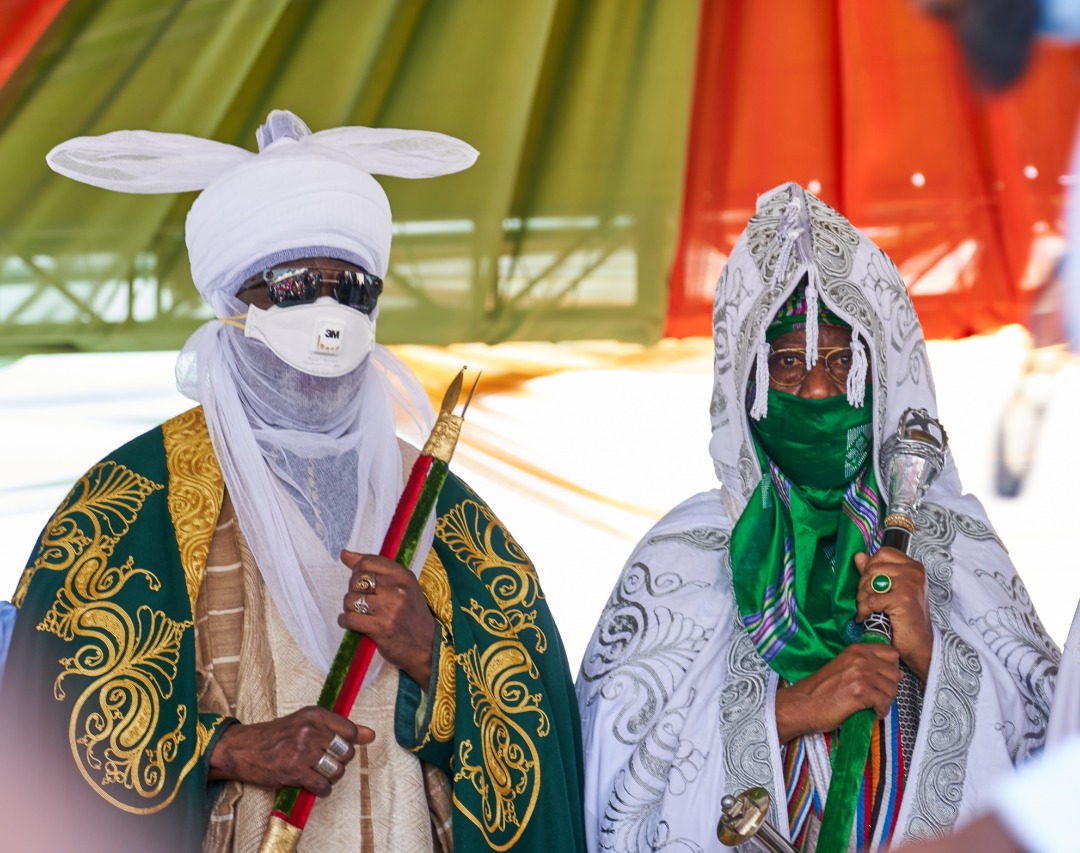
xmin=774 ymin=643 xmax=902 ymax=743
xmin=208 ymin=706 xmax=374 ymax=797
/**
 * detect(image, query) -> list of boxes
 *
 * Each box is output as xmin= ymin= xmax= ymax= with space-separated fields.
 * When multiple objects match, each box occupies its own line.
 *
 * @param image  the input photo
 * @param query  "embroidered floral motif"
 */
xmin=581 ymin=557 xmax=716 ymax=853
xmin=970 ymin=568 xmax=1058 ymax=761
xmin=455 ymin=640 xmax=549 ymax=851
xmin=17 ymin=461 xmax=161 ymax=610
xmin=436 ymin=498 xmax=547 ymax=653
xmin=25 ymin=458 xmax=203 ymax=812
xmin=436 ymin=496 xmax=548 ymax=849
xmin=21 ymin=411 xmax=225 ymax=814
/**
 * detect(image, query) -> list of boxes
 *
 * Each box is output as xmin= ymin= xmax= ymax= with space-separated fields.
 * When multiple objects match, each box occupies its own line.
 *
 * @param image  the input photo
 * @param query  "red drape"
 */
xmin=668 ymin=0 xmax=1080 ymax=340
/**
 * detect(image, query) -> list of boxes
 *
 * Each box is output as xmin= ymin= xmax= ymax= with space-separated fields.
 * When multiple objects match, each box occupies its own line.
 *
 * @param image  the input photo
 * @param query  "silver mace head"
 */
xmin=880 ymin=408 xmax=949 ymax=548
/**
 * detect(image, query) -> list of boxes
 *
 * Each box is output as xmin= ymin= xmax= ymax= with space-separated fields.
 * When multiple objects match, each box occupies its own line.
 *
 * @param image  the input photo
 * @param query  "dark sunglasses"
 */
xmin=240 ymin=266 xmax=383 ymax=314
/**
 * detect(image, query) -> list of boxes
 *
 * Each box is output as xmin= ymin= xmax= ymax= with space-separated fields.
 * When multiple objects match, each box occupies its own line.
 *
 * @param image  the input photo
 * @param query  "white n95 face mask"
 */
xmin=243 ymin=297 xmax=375 ymax=377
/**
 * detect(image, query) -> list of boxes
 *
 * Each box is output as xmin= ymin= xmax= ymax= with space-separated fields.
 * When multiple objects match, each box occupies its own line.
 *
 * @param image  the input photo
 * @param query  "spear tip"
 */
xmin=440 ymin=367 xmax=466 ymax=415
xmin=461 ymin=371 xmax=482 ymax=417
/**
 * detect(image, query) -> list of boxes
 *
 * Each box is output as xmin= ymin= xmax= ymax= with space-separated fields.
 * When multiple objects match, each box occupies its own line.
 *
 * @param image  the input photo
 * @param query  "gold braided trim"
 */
xmin=162 ymin=408 xmax=224 ymax=617
xmin=418 ymin=548 xmax=456 ymax=745
xmin=419 ymin=547 xmax=453 ymax=625
xmin=883 ymin=513 xmax=915 ymax=534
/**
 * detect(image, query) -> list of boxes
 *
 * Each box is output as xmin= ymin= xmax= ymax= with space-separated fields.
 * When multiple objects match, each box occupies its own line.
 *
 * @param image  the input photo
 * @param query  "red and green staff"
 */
xmin=258 ymin=368 xmax=478 ymax=853
xmin=816 ymin=409 xmax=948 ymax=853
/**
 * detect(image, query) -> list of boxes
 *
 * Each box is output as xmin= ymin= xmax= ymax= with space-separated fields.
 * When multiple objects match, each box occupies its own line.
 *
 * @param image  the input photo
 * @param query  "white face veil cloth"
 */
xmin=45 ymin=110 xmax=477 ymax=675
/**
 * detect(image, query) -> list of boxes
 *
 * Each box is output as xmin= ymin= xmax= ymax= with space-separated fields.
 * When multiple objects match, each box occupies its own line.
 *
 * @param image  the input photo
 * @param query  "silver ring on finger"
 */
xmin=352 ymin=594 xmax=370 ymax=615
xmin=314 ymin=752 xmax=340 ymax=779
xmin=326 ymin=733 xmax=350 ymax=760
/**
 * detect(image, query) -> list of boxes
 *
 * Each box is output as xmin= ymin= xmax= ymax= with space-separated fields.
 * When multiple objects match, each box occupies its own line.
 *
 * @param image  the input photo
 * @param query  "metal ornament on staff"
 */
xmin=862 ymin=408 xmax=948 ymax=642
xmin=880 ymin=408 xmax=949 ymax=553
xmin=719 ymin=407 xmax=949 ymax=853
xmin=718 ymin=788 xmax=798 ymax=853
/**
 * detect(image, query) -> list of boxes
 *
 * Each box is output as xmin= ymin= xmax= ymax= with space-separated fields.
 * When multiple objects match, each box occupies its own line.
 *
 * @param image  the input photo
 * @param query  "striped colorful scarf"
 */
xmin=783 ymin=699 xmax=906 ymax=851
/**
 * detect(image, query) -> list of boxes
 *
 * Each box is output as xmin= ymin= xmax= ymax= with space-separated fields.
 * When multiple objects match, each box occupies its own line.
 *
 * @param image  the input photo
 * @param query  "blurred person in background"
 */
xmin=920 ymin=0 xmax=1079 ymax=500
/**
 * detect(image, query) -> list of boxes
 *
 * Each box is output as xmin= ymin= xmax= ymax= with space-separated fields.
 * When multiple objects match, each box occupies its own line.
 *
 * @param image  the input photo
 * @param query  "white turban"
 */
xmin=47 ymin=109 xmax=478 ymax=311
xmin=186 ymin=138 xmax=394 ymax=299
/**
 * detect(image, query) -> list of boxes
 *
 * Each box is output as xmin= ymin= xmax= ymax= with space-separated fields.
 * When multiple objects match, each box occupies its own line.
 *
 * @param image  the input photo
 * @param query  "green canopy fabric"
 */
xmin=0 ymin=0 xmax=698 ymax=355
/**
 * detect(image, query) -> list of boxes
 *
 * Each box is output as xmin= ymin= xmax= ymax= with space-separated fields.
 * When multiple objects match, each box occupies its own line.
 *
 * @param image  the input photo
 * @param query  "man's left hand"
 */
xmin=854 ymin=547 xmax=934 ymax=683
xmin=338 ymin=550 xmax=436 ymax=687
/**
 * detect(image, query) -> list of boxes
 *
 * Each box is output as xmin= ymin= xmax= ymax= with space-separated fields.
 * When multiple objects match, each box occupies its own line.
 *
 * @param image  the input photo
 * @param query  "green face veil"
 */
xmin=752 ymin=390 xmax=872 ymax=490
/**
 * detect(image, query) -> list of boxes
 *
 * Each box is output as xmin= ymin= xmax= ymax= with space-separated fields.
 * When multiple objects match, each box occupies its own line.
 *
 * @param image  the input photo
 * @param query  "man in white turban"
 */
xmin=0 ymin=111 xmax=586 ymax=853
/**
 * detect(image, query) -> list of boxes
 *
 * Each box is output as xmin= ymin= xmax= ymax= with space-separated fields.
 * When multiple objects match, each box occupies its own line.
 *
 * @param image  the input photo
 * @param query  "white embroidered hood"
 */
xmin=709 ymin=182 xmax=945 ymax=519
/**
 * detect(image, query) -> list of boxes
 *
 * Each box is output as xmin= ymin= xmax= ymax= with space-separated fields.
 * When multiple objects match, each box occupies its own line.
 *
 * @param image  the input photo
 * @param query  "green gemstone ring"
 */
xmin=871 ymin=573 xmax=892 ymax=594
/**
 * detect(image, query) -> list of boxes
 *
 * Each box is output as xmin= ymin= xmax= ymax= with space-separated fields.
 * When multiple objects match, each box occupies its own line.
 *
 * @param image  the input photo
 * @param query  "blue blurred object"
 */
xmin=0 ymin=601 xmax=15 ymax=690
xmin=1040 ymin=0 xmax=1080 ymax=40
xmin=1041 ymin=0 xmax=1080 ymax=351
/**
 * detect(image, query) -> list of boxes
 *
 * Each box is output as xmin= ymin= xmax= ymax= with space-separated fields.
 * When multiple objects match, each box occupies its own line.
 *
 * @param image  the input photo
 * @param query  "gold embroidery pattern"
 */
xmin=196 ymin=715 xmax=226 ymax=757
xmin=26 ymin=452 xmax=206 ymax=813
xmin=15 ymin=462 xmax=161 ymax=609
xmin=419 ymin=548 xmax=456 ymax=745
xmin=420 ymin=547 xmax=453 ymax=624
xmin=436 ymin=497 xmax=549 ymax=849
xmin=162 ymin=407 xmax=224 ymax=616
xmin=67 ymin=607 xmax=192 ymax=807
xmin=454 ymin=640 xmax=549 ymax=852
xmin=435 ymin=498 xmax=547 ymax=653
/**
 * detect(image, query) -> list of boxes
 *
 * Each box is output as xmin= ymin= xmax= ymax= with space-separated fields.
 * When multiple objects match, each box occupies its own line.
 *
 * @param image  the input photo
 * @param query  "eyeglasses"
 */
xmin=767 ymin=345 xmax=853 ymax=387
xmin=239 ymin=266 xmax=383 ymax=314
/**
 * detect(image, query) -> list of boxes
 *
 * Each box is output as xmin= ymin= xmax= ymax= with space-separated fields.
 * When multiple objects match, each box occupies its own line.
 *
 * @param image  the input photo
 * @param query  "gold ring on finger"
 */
xmin=353 ymin=573 xmax=376 ymax=594
xmin=871 ymin=573 xmax=893 ymax=594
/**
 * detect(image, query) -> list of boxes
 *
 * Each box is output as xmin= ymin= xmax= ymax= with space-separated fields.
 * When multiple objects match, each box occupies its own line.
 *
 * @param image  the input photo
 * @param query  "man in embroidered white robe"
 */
xmin=576 ymin=182 xmax=1058 ymax=853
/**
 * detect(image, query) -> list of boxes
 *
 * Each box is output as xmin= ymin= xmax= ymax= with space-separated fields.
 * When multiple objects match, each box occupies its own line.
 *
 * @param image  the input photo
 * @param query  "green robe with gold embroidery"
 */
xmin=0 ymin=408 xmax=585 ymax=853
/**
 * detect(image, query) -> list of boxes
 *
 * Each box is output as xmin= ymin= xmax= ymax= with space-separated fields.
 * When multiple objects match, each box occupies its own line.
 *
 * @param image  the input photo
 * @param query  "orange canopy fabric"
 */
xmin=668 ymin=0 xmax=1080 ymax=340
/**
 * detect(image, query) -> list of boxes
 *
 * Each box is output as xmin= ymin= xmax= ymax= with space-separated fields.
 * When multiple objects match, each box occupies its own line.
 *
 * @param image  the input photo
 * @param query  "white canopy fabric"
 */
xmin=1 ymin=329 xmax=1078 ymax=669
